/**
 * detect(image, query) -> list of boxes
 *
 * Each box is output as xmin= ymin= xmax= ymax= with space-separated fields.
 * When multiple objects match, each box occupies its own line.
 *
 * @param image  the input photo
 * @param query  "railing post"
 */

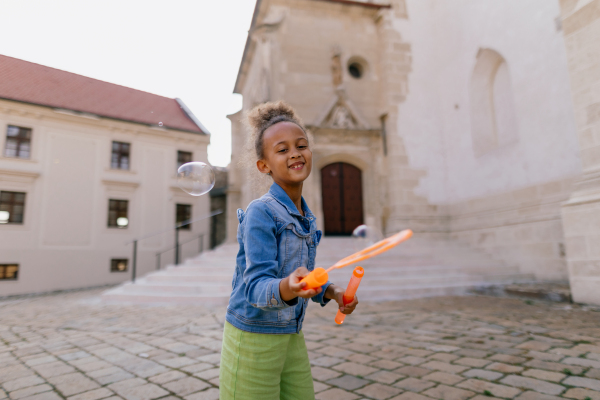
xmin=132 ymin=240 xmax=138 ymax=283
xmin=199 ymin=234 xmax=204 ymax=254
xmin=156 ymin=253 xmax=161 ymax=270
xmin=175 ymin=227 xmax=180 ymax=265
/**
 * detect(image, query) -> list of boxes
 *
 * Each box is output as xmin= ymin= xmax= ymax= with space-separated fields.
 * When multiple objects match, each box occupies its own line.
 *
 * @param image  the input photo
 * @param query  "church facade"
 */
xmin=227 ymin=0 xmax=600 ymax=303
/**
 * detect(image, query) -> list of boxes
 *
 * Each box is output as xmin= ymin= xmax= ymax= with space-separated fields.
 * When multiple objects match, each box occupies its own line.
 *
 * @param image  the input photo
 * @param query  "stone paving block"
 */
xmin=356 ymin=383 xmax=403 ymax=400
xmin=525 ymin=351 xmax=563 ymax=362
xmin=326 ymin=375 xmax=370 ymax=391
xmin=486 ymin=362 xmax=524 ymax=373
xmin=194 ymin=353 xmax=221 ymax=365
xmin=333 ymin=362 xmax=379 ymax=377
xmin=312 ymin=356 xmax=344 ymax=367
xmin=24 ymin=356 xmax=58 ymax=367
xmin=488 ymin=354 xmax=527 ymax=364
xmin=160 ymin=357 xmax=197 ymax=368
xmin=315 ymin=387 xmax=360 ymax=400
xmin=67 ymin=388 xmax=114 ymax=400
xmin=184 ymin=388 xmax=220 ymax=400
xmin=312 ymin=366 xmax=343 ymax=381
xmin=428 ymin=345 xmax=461 ymax=353
xmin=0 ymin=365 xmax=32 ymax=383
xmin=586 ymin=369 xmax=600 ymax=379
xmin=514 ymin=390 xmax=563 ymax=400
xmin=2 ymin=375 xmax=45 ymax=392
xmin=501 ymin=375 xmax=565 ymax=395
xmin=563 ymin=376 xmax=600 ymax=391
xmin=516 ymin=342 xmax=552 ymax=351
xmin=462 ymin=368 xmax=503 ymax=381
xmin=455 ymin=357 xmax=491 ymax=368
xmin=96 ymin=371 xmax=135 ymax=386
xmin=421 ymin=361 xmax=468 ymax=374
xmin=48 ymin=372 xmax=100 ymax=397
xmin=397 ymin=356 xmax=427 ymax=366
xmin=549 ymin=348 xmax=583 ymax=357
xmin=107 ymin=378 xmax=146 ymax=393
xmin=457 ymin=378 xmax=521 ymax=398
xmin=9 ymin=384 xmax=53 ymax=400
xmin=394 ymin=366 xmax=431 ymax=378
xmin=394 ymin=378 xmax=436 ymax=392
xmin=428 ymin=353 xmax=460 ymax=363
xmin=117 ymin=384 xmax=169 ymax=400
xmin=423 ymin=371 xmax=464 ymax=385
xmin=371 ymin=360 xmax=404 ymax=370
xmin=59 ymin=351 xmax=91 ymax=362
xmin=181 ymin=363 xmax=213 ymax=374
xmin=346 ymin=353 xmax=377 ymax=365
xmin=525 ymin=359 xmax=584 ymax=375
xmin=75 ymin=361 xmax=114 ymax=373
xmin=423 ymin=384 xmax=475 ymax=400
xmin=455 ymin=349 xmax=490 ymax=359
xmin=366 ymin=371 xmax=406 ymax=385
xmin=162 ymin=377 xmax=210 ymax=396
xmin=314 ymin=381 xmax=331 ymax=393
xmin=193 ymin=367 xmax=220 ymax=381
xmin=19 ymin=391 xmax=63 ymax=400
xmin=388 ymin=392 xmax=432 ymax=400
xmin=571 ymin=345 xmax=600 ymax=354
xmin=522 ymin=369 xmax=565 ymax=382
xmin=563 ymin=388 xmax=600 ymax=400
xmin=563 ymin=357 xmax=600 ymax=369
xmin=469 ymin=396 xmax=503 ymax=400
xmin=148 ymin=371 xmax=186 ymax=385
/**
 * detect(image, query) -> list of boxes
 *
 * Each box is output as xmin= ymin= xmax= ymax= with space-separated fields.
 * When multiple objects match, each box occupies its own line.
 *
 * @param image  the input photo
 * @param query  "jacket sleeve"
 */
xmin=242 ymin=202 xmax=293 ymax=311
xmin=311 ymin=281 xmax=333 ymax=307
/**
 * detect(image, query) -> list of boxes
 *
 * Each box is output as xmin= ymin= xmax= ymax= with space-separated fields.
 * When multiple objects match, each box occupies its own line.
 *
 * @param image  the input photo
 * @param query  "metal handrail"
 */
xmin=127 ymin=210 xmax=222 ymax=283
xmin=155 ymin=233 xmax=205 ymax=271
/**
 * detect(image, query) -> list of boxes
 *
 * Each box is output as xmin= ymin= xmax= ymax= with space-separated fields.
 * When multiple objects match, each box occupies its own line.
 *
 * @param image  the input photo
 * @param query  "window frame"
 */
xmin=4 ymin=125 xmax=32 ymax=159
xmin=110 ymin=259 xmax=128 ymax=273
xmin=0 ymin=264 xmax=19 ymax=280
xmin=111 ymin=141 xmax=131 ymax=170
xmin=107 ymin=199 xmax=129 ymax=229
xmin=0 ymin=191 xmax=26 ymax=225
xmin=177 ymin=150 xmax=193 ymax=169
xmin=176 ymin=203 xmax=192 ymax=230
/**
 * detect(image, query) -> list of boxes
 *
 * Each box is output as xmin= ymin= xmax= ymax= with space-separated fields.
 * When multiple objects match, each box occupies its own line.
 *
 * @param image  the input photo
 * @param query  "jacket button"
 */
xmin=270 ymin=298 xmax=278 ymax=305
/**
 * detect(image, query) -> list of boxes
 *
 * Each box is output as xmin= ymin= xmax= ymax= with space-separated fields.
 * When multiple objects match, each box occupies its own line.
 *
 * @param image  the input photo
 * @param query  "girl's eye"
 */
xmin=278 ymin=148 xmax=287 ymax=153
xmin=298 ymin=145 xmax=307 ymax=149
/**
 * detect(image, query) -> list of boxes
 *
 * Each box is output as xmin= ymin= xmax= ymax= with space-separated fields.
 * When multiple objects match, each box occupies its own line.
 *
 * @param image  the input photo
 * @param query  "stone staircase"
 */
xmin=101 ymin=236 xmax=535 ymax=304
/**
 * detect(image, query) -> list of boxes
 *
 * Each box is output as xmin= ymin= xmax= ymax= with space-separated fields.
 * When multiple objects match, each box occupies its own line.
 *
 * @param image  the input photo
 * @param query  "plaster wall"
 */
xmin=0 ymin=100 xmax=210 ymax=296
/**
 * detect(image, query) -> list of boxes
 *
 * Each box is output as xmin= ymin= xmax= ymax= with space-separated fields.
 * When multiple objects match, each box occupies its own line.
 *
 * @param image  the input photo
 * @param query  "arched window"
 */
xmin=470 ymin=49 xmax=519 ymax=156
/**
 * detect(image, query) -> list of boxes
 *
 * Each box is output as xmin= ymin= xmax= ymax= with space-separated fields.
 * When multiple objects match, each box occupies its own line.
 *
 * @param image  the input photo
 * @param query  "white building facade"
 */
xmin=0 ymin=55 xmax=211 ymax=297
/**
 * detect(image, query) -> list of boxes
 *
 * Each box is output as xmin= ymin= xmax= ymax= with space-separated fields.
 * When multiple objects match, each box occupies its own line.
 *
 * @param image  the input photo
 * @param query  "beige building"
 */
xmin=0 ymin=55 xmax=211 ymax=297
xmin=228 ymin=0 xmax=600 ymax=303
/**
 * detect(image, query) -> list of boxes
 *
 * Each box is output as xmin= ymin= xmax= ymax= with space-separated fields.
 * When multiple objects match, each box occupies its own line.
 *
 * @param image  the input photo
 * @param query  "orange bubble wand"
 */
xmin=335 ymin=266 xmax=364 ymax=324
xmin=301 ymin=229 xmax=413 ymax=290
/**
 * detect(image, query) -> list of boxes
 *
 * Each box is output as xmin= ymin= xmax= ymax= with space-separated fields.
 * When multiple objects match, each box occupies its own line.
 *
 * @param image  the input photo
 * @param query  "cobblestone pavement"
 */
xmin=2 ymin=290 xmax=600 ymax=400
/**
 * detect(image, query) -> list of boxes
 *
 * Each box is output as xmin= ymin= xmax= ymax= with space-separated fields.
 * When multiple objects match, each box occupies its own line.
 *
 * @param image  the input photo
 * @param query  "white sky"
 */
xmin=0 ymin=0 xmax=257 ymax=167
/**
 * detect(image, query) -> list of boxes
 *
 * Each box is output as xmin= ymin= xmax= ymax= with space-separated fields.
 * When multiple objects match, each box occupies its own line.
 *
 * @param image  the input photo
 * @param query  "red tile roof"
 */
xmin=0 ymin=55 xmax=206 ymax=134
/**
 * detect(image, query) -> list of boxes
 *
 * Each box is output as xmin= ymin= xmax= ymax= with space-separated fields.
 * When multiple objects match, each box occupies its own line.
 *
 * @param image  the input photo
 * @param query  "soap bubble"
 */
xmin=177 ymin=162 xmax=215 ymax=196
xmin=352 ymin=224 xmax=384 ymax=252
xmin=158 ymin=122 xmax=163 ymax=127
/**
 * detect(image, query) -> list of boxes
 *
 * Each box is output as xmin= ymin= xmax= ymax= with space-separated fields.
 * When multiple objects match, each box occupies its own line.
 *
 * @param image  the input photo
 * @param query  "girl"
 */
xmin=220 ymin=101 xmax=359 ymax=400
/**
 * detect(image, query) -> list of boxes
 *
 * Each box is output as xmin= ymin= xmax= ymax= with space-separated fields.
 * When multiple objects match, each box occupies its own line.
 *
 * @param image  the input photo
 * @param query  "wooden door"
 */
xmin=321 ymin=162 xmax=364 ymax=235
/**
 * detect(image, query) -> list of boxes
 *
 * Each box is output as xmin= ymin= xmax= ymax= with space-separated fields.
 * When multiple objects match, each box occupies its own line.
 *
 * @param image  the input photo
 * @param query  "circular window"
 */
xmin=348 ymin=63 xmax=363 ymax=79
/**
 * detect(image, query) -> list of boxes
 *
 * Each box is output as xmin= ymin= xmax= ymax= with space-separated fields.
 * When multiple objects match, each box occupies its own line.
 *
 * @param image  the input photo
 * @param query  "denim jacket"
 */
xmin=225 ymin=183 xmax=332 ymax=334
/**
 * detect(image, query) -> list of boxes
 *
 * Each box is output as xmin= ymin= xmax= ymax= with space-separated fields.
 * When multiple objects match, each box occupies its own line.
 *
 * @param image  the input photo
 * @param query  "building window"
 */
xmin=108 ymin=199 xmax=129 ymax=228
xmin=4 ymin=125 xmax=32 ymax=159
xmin=176 ymin=204 xmax=192 ymax=230
xmin=470 ymin=48 xmax=519 ymax=156
xmin=0 ymin=191 xmax=26 ymax=224
xmin=0 ymin=264 xmax=18 ymax=280
xmin=111 ymin=141 xmax=130 ymax=170
xmin=177 ymin=151 xmax=192 ymax=168
xmin=111 ymin=259 xmax=128 ymax=272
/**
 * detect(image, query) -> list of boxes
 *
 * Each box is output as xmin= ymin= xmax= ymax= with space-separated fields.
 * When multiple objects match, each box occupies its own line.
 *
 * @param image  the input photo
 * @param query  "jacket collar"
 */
xmin=269 ymin=182 xmax=314 ymax=219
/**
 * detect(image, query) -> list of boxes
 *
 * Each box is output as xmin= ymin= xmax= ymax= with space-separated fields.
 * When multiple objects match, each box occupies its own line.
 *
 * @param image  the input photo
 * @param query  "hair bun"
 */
xmin=246 ymin=101 xmax=300 ymax=132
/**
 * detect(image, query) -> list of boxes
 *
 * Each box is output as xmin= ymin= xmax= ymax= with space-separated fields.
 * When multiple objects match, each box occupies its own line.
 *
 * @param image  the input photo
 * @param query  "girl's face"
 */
xmin=257 ymin=122 xmax=312 ymax=187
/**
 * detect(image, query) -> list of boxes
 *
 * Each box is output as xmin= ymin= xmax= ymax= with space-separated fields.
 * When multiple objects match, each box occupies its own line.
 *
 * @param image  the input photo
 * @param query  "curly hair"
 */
xmin=245 ymin=101 xmax=308 ymax=160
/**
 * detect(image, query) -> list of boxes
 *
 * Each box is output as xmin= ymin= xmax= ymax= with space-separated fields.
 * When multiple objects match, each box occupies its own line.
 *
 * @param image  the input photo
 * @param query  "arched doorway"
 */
xmin=321 ymin=162 xmax=364 ymax=235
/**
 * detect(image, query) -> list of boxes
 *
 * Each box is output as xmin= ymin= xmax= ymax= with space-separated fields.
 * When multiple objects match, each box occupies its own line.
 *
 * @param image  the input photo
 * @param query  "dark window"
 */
xmin=177 ymin=151 xmax=192 ymax=168
xmin=111 ymin=259 xmax=128 ymax=272
xmin=108 ymin=200 xmax=129 ymax=228
xmin=348 ymin=63 xmax=363 ymax=79
xmin=5 ymin=125 xmax=32 ymax=159
xmin=0 ymin=264 xmax=18 ymax=280
xmin=111 ymin=141 xmax=130 ymax=170
xmin=176 ymin=204 xmax=192 ymax=230
xmin=0 ymin=191 xmax=26 ymax=224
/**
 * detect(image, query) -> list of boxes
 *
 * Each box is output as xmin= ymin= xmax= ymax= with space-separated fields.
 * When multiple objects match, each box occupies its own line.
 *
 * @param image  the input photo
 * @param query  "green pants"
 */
xmin=219 ymin=322 xmax=315 ymax=400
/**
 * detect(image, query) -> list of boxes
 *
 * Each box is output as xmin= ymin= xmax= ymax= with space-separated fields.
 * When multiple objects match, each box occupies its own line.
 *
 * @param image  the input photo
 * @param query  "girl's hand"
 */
xmin=280 ymin=267 xmax=322 ymax=301
xmin=326 ymin=284 xmax=359 ymax=315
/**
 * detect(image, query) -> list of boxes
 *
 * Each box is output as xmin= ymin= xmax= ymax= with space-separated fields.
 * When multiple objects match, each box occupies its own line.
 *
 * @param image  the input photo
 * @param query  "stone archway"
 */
xmin=320 ymin=162 xmax=364 ymax=235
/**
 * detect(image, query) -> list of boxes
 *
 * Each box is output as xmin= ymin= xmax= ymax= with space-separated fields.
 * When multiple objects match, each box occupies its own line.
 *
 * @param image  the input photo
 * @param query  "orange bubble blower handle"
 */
xmin=335 ymin=267 xmax=364 ymax=325
xmin=300 ymin=229 xmax=413 ymax=290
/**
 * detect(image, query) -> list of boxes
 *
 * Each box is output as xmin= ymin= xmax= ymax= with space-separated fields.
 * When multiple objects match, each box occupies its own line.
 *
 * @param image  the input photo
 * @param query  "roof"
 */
xmin=233 ymin=0 xmax=390 ymax=94
xmin=0 ymin=54 xmax=207 ymax=134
